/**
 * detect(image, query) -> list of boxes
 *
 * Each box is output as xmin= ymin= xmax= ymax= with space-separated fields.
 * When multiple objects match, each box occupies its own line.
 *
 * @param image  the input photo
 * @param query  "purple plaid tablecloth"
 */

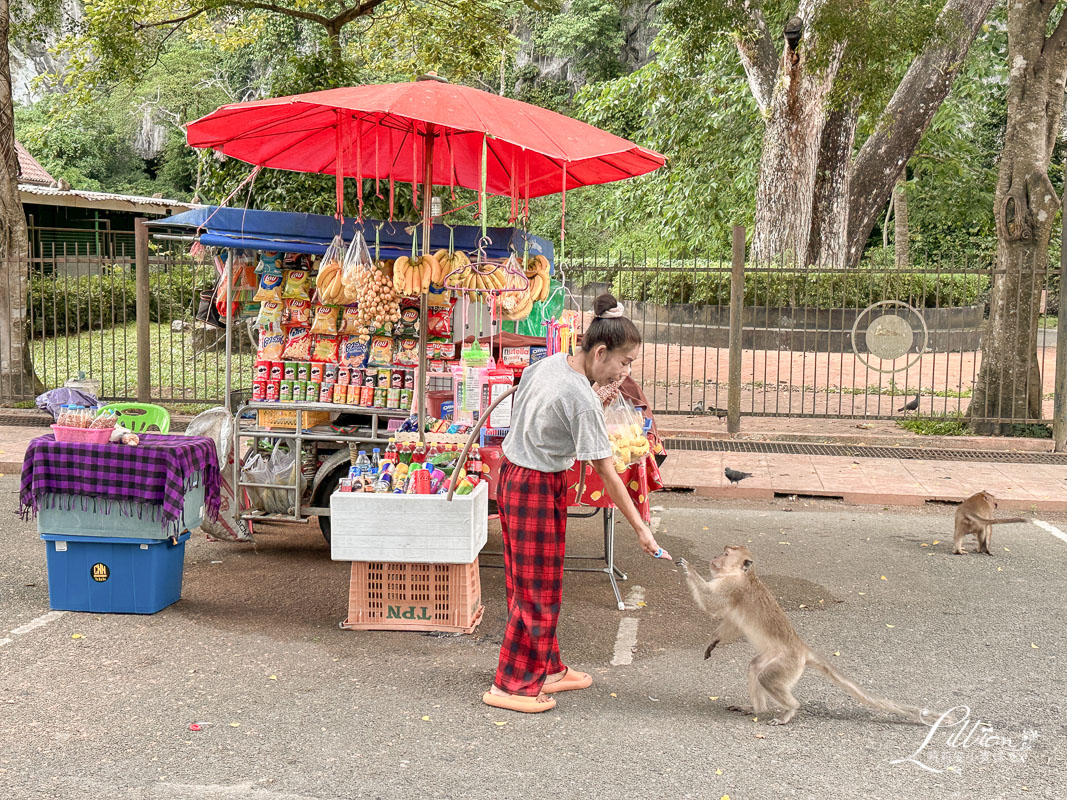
xmin=19 ymin=433 xmax=221 ymax=536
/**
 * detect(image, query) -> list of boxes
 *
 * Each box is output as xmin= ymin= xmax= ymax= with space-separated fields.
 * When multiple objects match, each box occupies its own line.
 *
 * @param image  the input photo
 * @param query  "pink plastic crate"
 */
xmin=50 ymin=425 xmax=113 ymax=444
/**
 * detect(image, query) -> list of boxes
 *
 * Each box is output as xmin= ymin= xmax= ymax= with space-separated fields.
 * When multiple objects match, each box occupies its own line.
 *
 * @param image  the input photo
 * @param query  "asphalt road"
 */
xmin=2 ymin=479 xmax=1065 ymax=800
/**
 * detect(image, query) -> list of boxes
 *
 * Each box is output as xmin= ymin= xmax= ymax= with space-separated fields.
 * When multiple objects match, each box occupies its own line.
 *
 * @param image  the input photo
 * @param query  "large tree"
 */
xmin=699 ymin=0 xmax=997 ymax=266
xmin=967 ymin=0 xmax=1067 ymax=433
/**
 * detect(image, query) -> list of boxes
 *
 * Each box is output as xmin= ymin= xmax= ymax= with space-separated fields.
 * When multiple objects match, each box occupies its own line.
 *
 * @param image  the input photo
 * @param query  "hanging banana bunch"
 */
xmin=392 ymin=253 xmax=440 ymax=298
xmin=522 ymin=255 xmax=552 ymax=304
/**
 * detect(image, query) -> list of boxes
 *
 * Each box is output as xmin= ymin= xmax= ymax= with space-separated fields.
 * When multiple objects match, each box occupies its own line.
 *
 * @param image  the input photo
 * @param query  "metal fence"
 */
xmin=4 ymin=225 xmax=1063 ymax=434
xmin=563 ymin=248 xmax=1059 ymax=428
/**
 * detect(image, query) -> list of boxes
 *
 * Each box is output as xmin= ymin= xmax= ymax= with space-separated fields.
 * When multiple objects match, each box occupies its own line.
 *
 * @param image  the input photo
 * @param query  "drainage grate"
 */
xmin=0 ymin=414 xmax=189 ymax=432
xmin=664 ymin=437 xmax=1067 ymax=465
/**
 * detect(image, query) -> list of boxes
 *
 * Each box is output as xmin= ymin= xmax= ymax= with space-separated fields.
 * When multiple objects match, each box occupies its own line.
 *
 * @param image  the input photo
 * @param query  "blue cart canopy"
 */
xmin=149 ymin=206 xmax=553 ymax=267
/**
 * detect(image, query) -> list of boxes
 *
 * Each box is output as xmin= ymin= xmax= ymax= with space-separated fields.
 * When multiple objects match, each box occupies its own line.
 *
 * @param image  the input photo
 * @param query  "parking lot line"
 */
xmin=9 ymin=610 xmax=66 ymax=636
xmin=1032 ymin=519 xmax=1067 ymax=545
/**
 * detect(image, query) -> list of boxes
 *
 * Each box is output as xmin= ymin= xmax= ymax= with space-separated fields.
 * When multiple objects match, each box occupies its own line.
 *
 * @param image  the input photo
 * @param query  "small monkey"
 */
xmin=953 ymin=491 xmax=1026 ymax=555
xmin=678 ymin=546 xmax=936 ymax=726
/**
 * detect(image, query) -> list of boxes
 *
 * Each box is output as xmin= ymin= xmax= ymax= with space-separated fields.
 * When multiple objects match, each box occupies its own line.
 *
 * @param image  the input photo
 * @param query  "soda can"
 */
xmin=269 ymin=361 xmax=284 ymax=381
xmin=265 ymin=381 xmax=280 ymax=402
xmin=360 ymin=385 xmax=374 ymax=406
xmin=306 ymin=381 xmax=320 ymax=403
xmin=377 ymin=368 xmax=391 ymax=389
xmin=309 ymin=363 xmax=324 ymax=382
xmin=283 ymin=362 xmax=297 ymax=381
xmin=347 ymin=383 xmax=360 ymax=405
xmin=387 ymin=387 xmax=401 ymax=409
xmin=252 ymin=380 xmax=267 ymax=402
xmin=279 ymin=380 xmax=293 ymax=402
xmin=373 ymin=387 xmax=386 ymax=408
xmin=254 ymin=360 xmax=271 ymax=380
xmin=363 ymin=368 xmax=377 ymax=387
xmin=337 ymin=366 xmax=351 ymax=386
xmin=403 ymin=370 xmax=415 ymax=390
xmin=324 ymin=363 xmax=339 ymax=383
xmin=296 ymin=362 xmax=310 ymax=381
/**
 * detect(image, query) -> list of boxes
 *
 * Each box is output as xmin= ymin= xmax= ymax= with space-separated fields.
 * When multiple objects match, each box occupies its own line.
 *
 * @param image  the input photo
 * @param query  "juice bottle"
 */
xmin=412 ymin=442 xmax=426 ymax=465
xmin=383 ymin=438 xmax=398 ymax=464
xmin=399 ymin=441 xmax=412 ymax=465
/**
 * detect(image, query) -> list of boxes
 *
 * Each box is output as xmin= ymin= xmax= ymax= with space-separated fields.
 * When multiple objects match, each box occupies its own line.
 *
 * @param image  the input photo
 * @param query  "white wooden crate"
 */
xmin=329 ymin=481 xmax=488 ymax=564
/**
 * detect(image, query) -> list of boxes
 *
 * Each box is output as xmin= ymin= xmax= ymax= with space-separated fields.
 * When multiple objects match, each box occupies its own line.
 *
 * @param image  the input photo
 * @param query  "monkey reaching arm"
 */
xmin=678 ymin=547 xmax=943 ymax=726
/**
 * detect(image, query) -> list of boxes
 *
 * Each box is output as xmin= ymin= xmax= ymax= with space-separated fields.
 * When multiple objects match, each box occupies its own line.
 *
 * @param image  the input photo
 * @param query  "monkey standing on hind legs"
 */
xmin=678 ymin=546 xmax=941 ymax=726
xmin=953 ymin=491 xmax=1026 ymax=555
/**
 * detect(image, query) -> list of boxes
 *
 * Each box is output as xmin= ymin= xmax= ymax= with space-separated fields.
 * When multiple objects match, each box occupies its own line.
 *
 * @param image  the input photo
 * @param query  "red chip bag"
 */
xmin=281 ymin=327 xmax=313 ymax=360
xmin=427 ymin=302 xmax=454 ymax=338
xmin=286 ymin=298 xmax=311 ymax=326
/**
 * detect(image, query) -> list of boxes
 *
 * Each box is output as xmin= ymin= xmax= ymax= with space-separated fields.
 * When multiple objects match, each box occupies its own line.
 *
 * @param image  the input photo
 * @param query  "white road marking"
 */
xmin=0 ymin=638 xmax=12 ymax=648
xmin=622 ymin=585 xmax=646 ymax=611
xmin=610 ymin=617 xmax=640 ymax=666
xmin=9 ymin=610 xmax=66 ymax=636
xmin=149 ymin=783 xmax=320 ymax=799
xmin=1032 ymin=519 xmax=1067 ymax=545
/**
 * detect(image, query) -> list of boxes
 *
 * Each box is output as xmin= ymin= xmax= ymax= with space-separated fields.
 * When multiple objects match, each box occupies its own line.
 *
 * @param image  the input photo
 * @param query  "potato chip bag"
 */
xmin=339 ymin=335 xmax=369 ymax=367
xmin=311 ymin=304 xmax=338 ymax=335
xmin=393 ymin=336 xmax=418 ymax=368
xmin=253 ymin=272 xmax=283 ymax=302
xmin=311 ymin=334 xmax=340 ymax=363
xmin=339 ymin=305 xmax=362 ymax=335
xmin=281 ymin=327 xmax=313 ymax=360
xmin=282 ymin=269 xmax=310 ymax=300
xmin=257 ymin=329 xmax=284 ymax=360
xmin=285 ymin=298 xmax=311 ymax=326
xmin=256 ymin=300 xmax=284 ymax=331
xmin=368 ymin=335 xmax=395 ymax=367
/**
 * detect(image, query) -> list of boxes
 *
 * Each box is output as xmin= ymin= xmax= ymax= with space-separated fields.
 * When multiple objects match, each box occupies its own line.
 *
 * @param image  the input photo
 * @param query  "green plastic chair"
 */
xmin=98 ymin=402 xmax=172 ymax=434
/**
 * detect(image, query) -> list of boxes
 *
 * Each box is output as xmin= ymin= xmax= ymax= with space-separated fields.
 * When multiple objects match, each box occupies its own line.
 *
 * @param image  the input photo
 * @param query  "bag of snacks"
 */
xmin=253 ymin=272 xmax=283 ymax=302
xmin=282 ymin=270 xmax=310 ymax=301
xmin=257 ymin=329 xmax=284 ymax=361
xmin=340 ymin=230 xmax=374 ymax=301
xmin=339 ymin=305 xmax=362 ymax=335
xmin=281 ymin=328 xmax=314 ymax=360
xmin=311 ymin=334 xmax=340 ymax=363
xmin=315 ymin=235 xmax=346 ymax=305
xmin=256 ymin=301 xmax=284 ymax=332
xmin=311 ymin=304 xmax=338 ymax=335
xmin=603 ymin=392 xmax=650 ymax=470
xmin=339 ymin=335 xmax=369 ymax=367
xmin=393 ymin=336 xmax=418 ymax=368
xmin=427 ymin=301 xmax=454 ymax=338
xmin=397 ymin=302 xmax=420 ymax=337
xmin=368 ymin=334 xmax=395 ymax=367
xmin=285 ymin=298 xmax=311 ymax=326
xmin=256 ymin=251 xmax=283 ymax=275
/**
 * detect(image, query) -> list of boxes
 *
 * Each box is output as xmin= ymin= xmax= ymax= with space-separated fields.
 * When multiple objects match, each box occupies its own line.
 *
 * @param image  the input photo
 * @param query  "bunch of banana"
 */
xmin=430 ymin=249 xmax=468 ymax=306
xmin=522 ymin=255 xmax=552 ymax=303
xmin=392 ymin=254 xmax=439 ymax=298
xmin=448 ymin=263 xmax=505 ymax=303
xmin=315 ymin=257 xmax=347 ymax=305
xmin=500 ymin=266 xmax=535 ymax=321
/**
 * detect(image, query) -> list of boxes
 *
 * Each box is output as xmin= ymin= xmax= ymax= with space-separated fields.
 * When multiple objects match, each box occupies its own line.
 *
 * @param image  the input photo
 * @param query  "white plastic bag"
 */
xmin=186 ymin=406 xmax=251 ymax=542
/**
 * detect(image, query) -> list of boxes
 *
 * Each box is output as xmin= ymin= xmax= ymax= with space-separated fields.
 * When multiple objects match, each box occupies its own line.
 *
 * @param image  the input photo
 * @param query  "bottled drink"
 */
xmin=374 ymin=468 xmax=393 ymax=493
xmin=354 ymin=450 xmax=371 ymax=477
xmin=467 ymin=445 xmax=482 ymax=476
xmin=399 ymin=442 xmax=412 ymax=465
xmin=383 ymin=439 xmax=398 ymax=464
xmin=371 ymin=447 xmax=381 ymax=471
xmin=412 ymin=442 xmax=426 ymax=464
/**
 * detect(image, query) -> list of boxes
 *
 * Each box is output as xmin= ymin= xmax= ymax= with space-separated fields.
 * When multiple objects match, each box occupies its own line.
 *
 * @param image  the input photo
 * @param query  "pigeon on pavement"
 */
xmin=724 ymin=467 xmax=752 ymax=485
xmin=898 ymin=393 xmax=920 ymax=413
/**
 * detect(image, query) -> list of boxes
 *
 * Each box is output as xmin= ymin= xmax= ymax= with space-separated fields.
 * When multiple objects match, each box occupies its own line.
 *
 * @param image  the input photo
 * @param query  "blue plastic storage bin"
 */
xmin=37 ymin=483 xmax=206 ymax=540
xmin=40 ymin=532 xmax=190 ymax=614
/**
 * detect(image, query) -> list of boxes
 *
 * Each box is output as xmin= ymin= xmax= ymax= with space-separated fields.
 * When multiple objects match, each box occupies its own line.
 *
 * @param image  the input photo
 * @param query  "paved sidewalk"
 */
xmin=658 ymin=449 xmax=1067 ymax=510
xmin=5 ymin=418 xmax=1065 ymax=510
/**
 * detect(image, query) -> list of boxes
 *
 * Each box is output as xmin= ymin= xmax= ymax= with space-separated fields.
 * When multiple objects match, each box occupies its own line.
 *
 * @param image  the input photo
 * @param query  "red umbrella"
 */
xmin=186 ymin=77 xmax=665 ymax=201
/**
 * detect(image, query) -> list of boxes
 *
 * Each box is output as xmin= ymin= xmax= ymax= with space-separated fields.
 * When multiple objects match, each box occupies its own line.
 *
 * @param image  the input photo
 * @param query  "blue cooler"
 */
xmin=40 ymin=532 xmax=190 ymax=614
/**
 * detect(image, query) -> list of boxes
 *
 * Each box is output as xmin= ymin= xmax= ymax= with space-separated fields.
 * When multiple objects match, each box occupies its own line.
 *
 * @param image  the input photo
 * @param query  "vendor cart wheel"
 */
xmin=312 ymin=466 xmax=347 ymax=545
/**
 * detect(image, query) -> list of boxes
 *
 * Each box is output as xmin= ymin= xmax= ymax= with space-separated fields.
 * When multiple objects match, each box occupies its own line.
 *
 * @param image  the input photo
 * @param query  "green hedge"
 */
xmin=563 ymin=264 xmax=990 ymax=308
xmin=28 ymin=264 xmax=209 ymax=337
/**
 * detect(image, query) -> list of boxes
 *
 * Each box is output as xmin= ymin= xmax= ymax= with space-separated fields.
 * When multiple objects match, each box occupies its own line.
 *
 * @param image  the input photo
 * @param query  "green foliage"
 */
xmin=896 ymin=412 xmax=970 ymax=436
xmin=28 ymin=264 xmax=207 ymax=337
xmin=536 ymin=0 xmax=627 ymax=82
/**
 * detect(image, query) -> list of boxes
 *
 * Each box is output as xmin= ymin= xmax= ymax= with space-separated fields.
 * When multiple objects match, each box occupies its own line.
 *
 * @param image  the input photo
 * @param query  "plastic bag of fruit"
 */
xmin=603 ymin=392 xmax=650 ymax=470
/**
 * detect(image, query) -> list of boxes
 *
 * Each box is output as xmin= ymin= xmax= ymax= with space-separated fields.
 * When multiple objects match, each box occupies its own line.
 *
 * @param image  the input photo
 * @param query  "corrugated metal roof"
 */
xmin=15 ymin=141 xmax=55 ymax=186
xmin=19 ymin=183 xmax=201 ymax=214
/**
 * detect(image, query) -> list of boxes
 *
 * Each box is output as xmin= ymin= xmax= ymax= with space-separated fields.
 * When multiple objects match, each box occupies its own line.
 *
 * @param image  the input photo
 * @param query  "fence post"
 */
xmin=135 ymin=218 xmax=150 ymax=403
xmin=728 ymin=226 xmax=745 ymax=434
xmin=1054 ymin=188 xmax=1067 ymax=451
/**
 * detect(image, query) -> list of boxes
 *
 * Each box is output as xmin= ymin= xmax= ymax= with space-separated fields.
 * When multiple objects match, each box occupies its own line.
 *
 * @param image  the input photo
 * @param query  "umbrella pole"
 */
xmin=418 ymin=124 xmax=435 ymax=445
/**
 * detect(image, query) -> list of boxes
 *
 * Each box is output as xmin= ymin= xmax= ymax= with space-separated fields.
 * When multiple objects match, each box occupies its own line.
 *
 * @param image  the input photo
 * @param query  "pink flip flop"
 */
xmin=542 ymin=666 xmax=593 ymax=694
xmin=482 ymin=690 xmax=557 ymax=713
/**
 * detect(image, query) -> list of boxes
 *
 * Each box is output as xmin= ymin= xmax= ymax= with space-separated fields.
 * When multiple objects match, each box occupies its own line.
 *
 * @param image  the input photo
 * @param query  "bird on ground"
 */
xmin=724 ymin=467 xmax=752 ymax=485
xmin=898 ymin=393 xmax=920 ymax=414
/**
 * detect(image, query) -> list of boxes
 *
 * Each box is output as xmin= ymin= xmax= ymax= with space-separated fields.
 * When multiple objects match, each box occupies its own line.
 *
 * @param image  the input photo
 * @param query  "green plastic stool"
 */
xmin=98 ymin=403 xmax=171 ymax=434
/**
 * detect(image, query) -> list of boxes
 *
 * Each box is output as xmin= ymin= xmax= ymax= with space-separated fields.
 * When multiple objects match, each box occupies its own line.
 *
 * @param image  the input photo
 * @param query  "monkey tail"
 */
xmin=806 ymin=651 xmax=931 ymax=724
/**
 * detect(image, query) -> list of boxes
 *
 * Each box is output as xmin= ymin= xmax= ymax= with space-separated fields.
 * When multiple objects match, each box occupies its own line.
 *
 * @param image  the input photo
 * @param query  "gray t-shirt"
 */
xmin=501 ymin=353 xmax=612 ymax=473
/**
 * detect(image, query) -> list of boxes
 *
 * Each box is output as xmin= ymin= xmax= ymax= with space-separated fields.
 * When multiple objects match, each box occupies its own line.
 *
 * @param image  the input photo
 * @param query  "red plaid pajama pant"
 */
xmin=493 ymin=457 xmax=569 ymax=696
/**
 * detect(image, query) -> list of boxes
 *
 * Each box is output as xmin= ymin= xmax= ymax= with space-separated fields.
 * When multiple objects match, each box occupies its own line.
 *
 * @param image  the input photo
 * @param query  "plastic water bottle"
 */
xmin=371 ymin=447 xmax=381 ymax=471
xmin=354 ymin=450 xmax=371 ymax=477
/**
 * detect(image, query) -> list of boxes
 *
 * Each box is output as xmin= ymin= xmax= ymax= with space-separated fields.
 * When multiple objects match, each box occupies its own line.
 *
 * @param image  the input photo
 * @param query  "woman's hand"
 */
xmin=635 ymin=521 xmax=671 ymax=560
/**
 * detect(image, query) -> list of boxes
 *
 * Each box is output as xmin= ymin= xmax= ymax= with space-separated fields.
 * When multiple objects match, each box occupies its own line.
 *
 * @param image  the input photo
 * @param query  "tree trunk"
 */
xmin=894 ymin=175 xmax=909 ymax=269
xmin=806 ymin=101 xmax=859 ymax=267
xmin=967 ymin=0 xmax=1067 ymax=434
xmin=0 ymin=0 xmax=41 ymax=401
xmin=751 ymin=37 xmax=838 ymax=264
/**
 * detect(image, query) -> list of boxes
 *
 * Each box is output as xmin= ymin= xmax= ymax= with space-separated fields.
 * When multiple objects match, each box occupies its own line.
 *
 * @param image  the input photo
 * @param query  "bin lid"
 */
xmin=41 ymin=531 xmax=192 ymax=546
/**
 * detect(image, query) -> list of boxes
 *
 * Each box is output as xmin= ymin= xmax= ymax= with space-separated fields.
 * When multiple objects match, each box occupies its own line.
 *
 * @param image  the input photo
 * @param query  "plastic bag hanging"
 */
xmin=603 ymin=392 xmax=650 ymax=471
xmin=316 ymin=235 xmax=347 ymax=305
xmin=340 ymin=227 xmax=374 ymax=304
